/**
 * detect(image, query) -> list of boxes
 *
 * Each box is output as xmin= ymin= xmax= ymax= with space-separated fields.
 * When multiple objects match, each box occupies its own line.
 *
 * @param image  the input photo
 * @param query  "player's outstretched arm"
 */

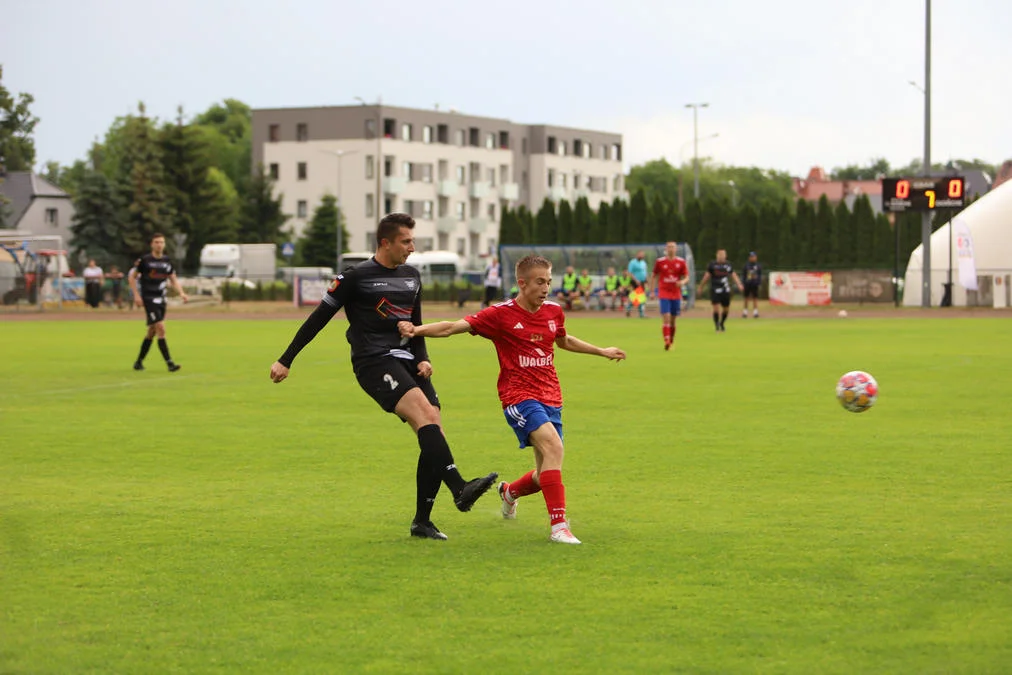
xmin=128 ymin=267 xmax=143 ymax=307
xmin=270 ymin=302 xmax=339 ymax=381
xmin=555 ymin=334 xmax=626 ymax=361
xmin=732 ymin=272 xmax=745 ymax=292
xmin=169 ymin=272 xmax=189 ymax=303
xmin=398 ymin=319 xmax=471 ymax=339
xmin=696 ymin=271 xmax=711 ymax=295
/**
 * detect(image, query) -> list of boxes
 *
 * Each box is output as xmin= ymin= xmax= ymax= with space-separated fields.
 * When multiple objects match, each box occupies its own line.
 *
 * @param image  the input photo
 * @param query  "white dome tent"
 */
xmin=903 ymin=180 xmax=1012 ymax=307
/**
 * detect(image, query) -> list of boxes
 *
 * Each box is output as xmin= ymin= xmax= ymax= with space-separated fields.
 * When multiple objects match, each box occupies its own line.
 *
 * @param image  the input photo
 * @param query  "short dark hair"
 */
xmin=151 ymin=233 xmax=165 ymax=242
xmin=376 ymin=213 xmax=415 ymax=246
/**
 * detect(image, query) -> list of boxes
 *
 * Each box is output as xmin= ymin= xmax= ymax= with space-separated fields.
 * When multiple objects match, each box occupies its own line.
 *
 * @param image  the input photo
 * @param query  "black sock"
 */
xmin=137 ymin=338 xmax=153 ymax=363
xmin=414 ymin=452 xmax=438 ymax=523
xmin=712 ymin=312 xmax=720 ymax=328
xmin=417 ymin=424 xmax=466 ymax=495
xmin=157 ymin=338 xmax=173 ymax=363
xmin=721 ymin=311 xmax=728 ymax=328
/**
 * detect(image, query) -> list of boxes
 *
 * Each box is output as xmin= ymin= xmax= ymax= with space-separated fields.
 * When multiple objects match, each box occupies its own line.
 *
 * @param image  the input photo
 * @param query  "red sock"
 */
xmin=507 ymin=470 xmax=540 ymax=501
xmin=538 ymin=469 xmax=567 ymax=526
xmin=663 ymin=325 xmax=672 ymax=342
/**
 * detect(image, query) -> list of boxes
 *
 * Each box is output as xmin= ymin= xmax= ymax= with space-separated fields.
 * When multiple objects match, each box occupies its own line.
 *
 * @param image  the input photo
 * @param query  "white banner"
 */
xmin=294 ymin=277 xmax=331 ymax=307
xmin=769 ymin=271 xmax=833 ymax=306
xmin=952 ymin=217 xmax=979 ymax=291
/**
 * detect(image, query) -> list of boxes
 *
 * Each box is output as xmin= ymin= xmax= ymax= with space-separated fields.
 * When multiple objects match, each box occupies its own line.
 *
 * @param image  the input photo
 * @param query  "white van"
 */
xmin=340 ymin=252 xmax=374 ymax=273
xmin=404 ymin=251 xmax=461 ymax=285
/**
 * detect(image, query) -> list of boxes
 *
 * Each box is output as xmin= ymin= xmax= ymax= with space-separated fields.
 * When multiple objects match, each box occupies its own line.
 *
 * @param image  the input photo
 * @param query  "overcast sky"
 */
xmin=3 ymin=0 xmax=1009 ymax=177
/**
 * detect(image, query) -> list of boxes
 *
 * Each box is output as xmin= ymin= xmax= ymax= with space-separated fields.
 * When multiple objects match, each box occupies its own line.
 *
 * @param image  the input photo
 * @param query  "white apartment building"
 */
xmin=252 ymin=104 xmax=625 ymax=265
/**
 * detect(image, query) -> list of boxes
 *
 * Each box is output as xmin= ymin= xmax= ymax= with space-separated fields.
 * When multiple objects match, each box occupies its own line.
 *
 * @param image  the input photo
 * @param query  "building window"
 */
xmin=558 ymin=140 xmax=567 ymax=157
xmin=470 ymin=198 xmax=480 ymax=218
xmin=487 ymin=167 xmax=496 ymax=187
xmin=573 ymin=139 xmax=583 ymax=157
xmin=365 ymin=119 xmax=377 ymax=140
xmin=420 ymin=163 xmax=433 ymax=183
xmin=498 ymin=131 xmax=510 ymax=149
xmin=456 ymin=237 xmax=466 ymax=257
xmin=583 ymin=142 xmax=591 ymax=158
xmin=365 ymin=231 xmax=376 ymax=247
xmin=613 ymin=174 xmax=623 ymax=191
xmin=602 ymin=144 xmax=610 ymax=160
xmin=423 ymin=200 xmax=433 ymax=220
xmin=383 ymin=118 xmax=396 ymax=138
xmin=438 ymin=196 xmax=449 ymax=217
xmin=456 ymin=202 xmax=466 ymax=221
xmin=456 ymin=165 xmax=466 ymax=185
xmin=416 ymin=237 xmax=434 ymax=252
xmin=403 ymin=161 xmax=412 ymax=180
xmin=438 ymin=232 xmax=449 ymax=250
xmin=402 ymin=123 xmax=412 ymax=142
xmin=612 ymin=143 xmax=622 ymax=161
xmin=269 ymin=124 xmax=280 ymax=142
xmin=385 ymin=197 xmax=395 ymax=213
xmin=438 ymin=160 xmax=449 ymax=181
xmin=547 ymin=137 xmax=557 ymax=154
xmin=469 ymin=127 xmax=480 ymax=147
xmin=560 ymin=173 xmax=567 ymax=188
xmin=522 ymin=137 xmax=528 ymax=155
xmin=574 ymin=172 xmax=581 ymax=190
xmin=297 ymin=162 xmax=307 ymax=180
xmin=269 ymin=163 xmax=279 ymax=180
xmin=296 ymin=123 xmax=308 ymax=142
xmin=469 ymin=162 xmax=482 ymax=184
xmin=499 ymin=165 xmax=509 ymax=184
xmin=437 ymin=124 xmax=449 ymax=144
xmin=485 ymin=132 xmax=495 ymax=149
xmin=45 ymin=208 xmax=58 ymax=225
xmin=297 ymin=200 xmax=308 ymax=218
xmin=366 ymin=193 xmax=375 ymax=218
xmin=547 ymin=169 xmax=555 ymax=188
xmin=487 ymin=202 xmax=496 ymax=222
xmin=366 ymin=155 xmax=374 ymax=179
xmin=522 ymin=170 xmax=528 ymax=186
xmin=455 ymin=129 xmax=465 ymax=146
xmin=422 ymin=125 xmax=433 ymax=143
xmin=487 ymin=237 xmax=497 ymax=255
xmin=384 ymin=156 xmax=394 ymax=177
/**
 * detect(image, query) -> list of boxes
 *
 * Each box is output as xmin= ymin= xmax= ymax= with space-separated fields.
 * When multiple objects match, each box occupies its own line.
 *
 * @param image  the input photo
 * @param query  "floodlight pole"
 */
xmin=920 ymin=0 xmax=932 ymax=307
xmin=685 ymin=103 xmax=709 ymax=199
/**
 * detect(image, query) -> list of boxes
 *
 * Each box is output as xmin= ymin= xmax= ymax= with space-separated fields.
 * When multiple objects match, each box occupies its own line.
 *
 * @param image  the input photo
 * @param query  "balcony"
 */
xmin=468 ymin=217 xmax=490 ymax=234
xmin=549 ymin=186 xmax=567 ymax=202
xmin=437 ymin=180 xmax=458 ymax=197
xmin=469 ymin=181 xmax=490 ymax=198
xmin=383 ymin=176 xmax=406 ymax=194
xmin=500 ymin=183 xmax=519 ymax=200
xmin=436 ymin=217 xmax=457 ymax=234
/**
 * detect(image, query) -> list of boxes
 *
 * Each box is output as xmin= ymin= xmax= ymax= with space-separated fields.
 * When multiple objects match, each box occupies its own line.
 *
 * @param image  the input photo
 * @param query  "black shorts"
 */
xmin=710 ymin=292 xmax=731 ymax=308
xmin=143 ymin=299 xmax=167 ymax=325
xmin=743 ymin=284 xmax=760 ymax=299
xmin=354 ymin=356 xmax=440 ymax=414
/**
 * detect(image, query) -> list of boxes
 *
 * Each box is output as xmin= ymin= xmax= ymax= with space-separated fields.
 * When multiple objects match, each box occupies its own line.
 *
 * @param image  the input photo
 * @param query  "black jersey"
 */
xmin=322 ymin=258 xmax=430 ymax=364
xmin=742 ymin=261 xmax=763 ymax=286
xmin=134 ymin=254 xmax=175 ymax=300
xmin=707 ymin=261 xmax=734 ymax=294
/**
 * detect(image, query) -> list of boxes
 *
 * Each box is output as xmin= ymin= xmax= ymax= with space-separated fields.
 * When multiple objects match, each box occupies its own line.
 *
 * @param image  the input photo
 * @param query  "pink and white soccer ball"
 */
xmin=836 ymin=371 xmax=878 ymax=413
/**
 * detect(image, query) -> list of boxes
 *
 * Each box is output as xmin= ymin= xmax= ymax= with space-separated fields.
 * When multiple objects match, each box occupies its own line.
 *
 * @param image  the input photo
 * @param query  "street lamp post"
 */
xmin=678 ymin=133 xmax=718 ymax=214
xmin=920 ymin=0 xmax=932 ymax=307
xmin=318 ymin=149 xmax=359 ymax=273
xmin=726 ymin=180 xmax=738 ymax=208
xmin=685 ymin=103 xmax=709 ymax=199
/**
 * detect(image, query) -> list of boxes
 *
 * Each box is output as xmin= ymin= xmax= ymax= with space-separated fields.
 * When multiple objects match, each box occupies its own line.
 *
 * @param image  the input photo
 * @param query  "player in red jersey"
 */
xmin=647 ymin=241 xmax=689 ymax=351
xmin=398 ymin=255 xmax=626 ymax=544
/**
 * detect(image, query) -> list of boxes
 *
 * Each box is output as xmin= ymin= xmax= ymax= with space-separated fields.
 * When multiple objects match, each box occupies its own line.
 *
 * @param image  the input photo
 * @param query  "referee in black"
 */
xmin=741 ymin=251 xmax=763 ymax=318
xmin=269 ymin=213 xmax=497 ymax=541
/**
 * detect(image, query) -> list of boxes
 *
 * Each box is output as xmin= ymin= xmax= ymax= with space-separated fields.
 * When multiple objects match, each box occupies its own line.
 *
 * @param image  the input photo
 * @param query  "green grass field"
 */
xmin=2 ymin=313 xmax=1010 ymax=674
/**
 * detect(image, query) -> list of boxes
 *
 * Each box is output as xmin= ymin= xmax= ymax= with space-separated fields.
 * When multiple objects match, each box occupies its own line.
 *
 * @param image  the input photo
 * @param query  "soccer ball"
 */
xmin=838 ymin=309 xmax=848 ymax=318
xmin=836 ymin=371 xmax=878 ymax=413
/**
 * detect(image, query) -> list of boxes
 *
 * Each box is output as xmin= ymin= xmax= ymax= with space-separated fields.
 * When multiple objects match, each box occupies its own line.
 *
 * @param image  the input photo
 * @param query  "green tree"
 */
xmin=0 ymin=66 xmax=38 ymax=171
xmin=499 ymin=207 xmax=522 ymax=245
xmin=831 ymin=157 xmax=891 ymax=180
xmin=756 ymin=200 xmax=780 ymax=268
xmin=627 ymin=189 xmax=648 ymax=242
xmin=792 ymin=198 xmax=814 ymax=266
xmin=851 ymin=194 xmax=876 ymax=266
xmin=556 ymin=199 xmax=573 ymax=244
xmin=832 ymin=200 xmax=851 ymax=267
xmin=645 ymin=193 xmax=668 ymax=243
xmin=590 ymin=201 xmax=608 ymax=244
xmin=41 ymin=159 xmax=89 ymax=198
xmin=516 ymin=205 xmax=534 ymax=244
xmin=571 ymin=196 xmax=593 ymax=245
xmin=872 ymin=213 xmax=895 ymax=268
xmin=682 ymin=198 xmax=703 ymax=253
xmin=239 ymin=163 xmax=289 ymax=245
xmin=116 ymin=103 xmax=175 ymax=258
xmin=534 ymin=198 xmax=557 ymax=245
xmin=664 ymin=203 xmax=685 ymax=244
xmin=812 ymin=195 xmax=835 ymax=266
xmin=69 ymin=170 xmax=125 ymax=267
xmin=735 ymin=202 xmax=759 ymax=264
xmin=626 ymin=158 xmax=680 ymax=203
xmin=299 ymin=194 xmax=348 ymax=268
xmin=192 ymin=99 xmax=253 ymax=198
xmin=608 ymin=197 xmax=628 ymax=244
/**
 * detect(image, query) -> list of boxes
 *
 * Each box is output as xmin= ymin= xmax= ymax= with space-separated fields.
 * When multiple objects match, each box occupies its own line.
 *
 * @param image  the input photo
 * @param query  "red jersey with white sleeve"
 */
xmin=653 ymin=256 xmax=688 ymax=300
xmin=465 ymin=299 xmax=567 ymax=408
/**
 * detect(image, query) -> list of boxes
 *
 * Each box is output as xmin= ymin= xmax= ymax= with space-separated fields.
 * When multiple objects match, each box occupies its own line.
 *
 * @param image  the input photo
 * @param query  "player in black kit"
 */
xmin=696 ymin=249 xmax=743 ymax=332
xmin=741 ymin=251 xmax=763 ymax=319
xmin=269 ymin=213 xmax=498 ymax=541
xmin=129 ymin=233 xmax=188 ymax=371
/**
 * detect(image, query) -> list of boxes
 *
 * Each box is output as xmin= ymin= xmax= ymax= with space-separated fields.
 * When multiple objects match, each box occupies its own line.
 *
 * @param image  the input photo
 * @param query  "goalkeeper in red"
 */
xmin=398 ymin=255 xmax=626 ymax=544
